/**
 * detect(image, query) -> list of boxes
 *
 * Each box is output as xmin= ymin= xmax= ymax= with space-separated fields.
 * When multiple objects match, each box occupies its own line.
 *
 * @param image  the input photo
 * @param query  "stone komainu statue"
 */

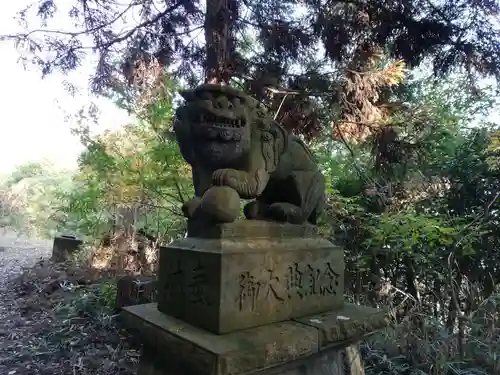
xmin=173 ymin=84 xmax=325 ymax=225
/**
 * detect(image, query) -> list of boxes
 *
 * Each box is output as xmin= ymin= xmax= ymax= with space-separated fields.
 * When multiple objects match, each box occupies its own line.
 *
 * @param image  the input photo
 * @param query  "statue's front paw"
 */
xmin=212 ymin=168 xmax=240 ymax=188
xmin=200 ymin=186 xmax=240 ymax=223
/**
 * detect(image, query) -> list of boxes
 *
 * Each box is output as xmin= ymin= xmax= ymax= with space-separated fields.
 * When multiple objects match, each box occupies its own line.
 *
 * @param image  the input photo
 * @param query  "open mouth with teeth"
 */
xmin=199 ymin=111 xmax=246 ymax=128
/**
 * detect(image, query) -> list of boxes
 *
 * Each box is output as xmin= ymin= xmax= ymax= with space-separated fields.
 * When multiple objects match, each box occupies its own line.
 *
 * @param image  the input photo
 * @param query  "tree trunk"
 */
xmin=204 ymin=0 xmax=238 ymax=84
xmin=446 ymin=271 xmax=462 ymax=333
xmin=367 ymin=255 xmax=382 ymax=307
xmin=403 ymin=255 xmax=419 ymax=303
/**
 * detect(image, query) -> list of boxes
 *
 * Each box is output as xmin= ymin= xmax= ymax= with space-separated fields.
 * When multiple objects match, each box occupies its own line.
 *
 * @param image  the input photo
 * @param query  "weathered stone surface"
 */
xmin=260 ymin=350 xmax=345 ymax=375
xmin=122 ymin=303 xmax=319 ymax=375
xmin=51 ymin=235 xmax=83 ymax=262
xmin=187 ymin=219 xmax=317 ymax=239
xmin=173 ymin=84 xmax=325 ymax=225
xmin=200 ymin=186 xmax=241 ymax=223
xmin=115 ymin=275 xmax=157 ymax=311
xmin=157 ymin=221 xmax=344 ymax=334
xmin=295 ymin=304 xmax=390 ymax=349
xmin=137 ymin=344 xmax=347 ymax=375
xmin=121 ymin=303 xmax=390 ymax=375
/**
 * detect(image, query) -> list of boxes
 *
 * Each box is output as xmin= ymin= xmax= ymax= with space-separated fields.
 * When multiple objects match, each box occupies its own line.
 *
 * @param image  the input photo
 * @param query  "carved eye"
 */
xmin=214 ymin=96 xmax=229 ymax=109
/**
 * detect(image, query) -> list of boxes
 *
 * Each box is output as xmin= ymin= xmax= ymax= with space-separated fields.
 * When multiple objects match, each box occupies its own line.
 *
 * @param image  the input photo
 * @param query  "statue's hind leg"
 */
xmin=243 ymin=200 xmax=269 ymax=220
xmin=264 ymin=171 xmax=325 ymax=225
xmin=267 ymin=202 xmax=303 ymax=223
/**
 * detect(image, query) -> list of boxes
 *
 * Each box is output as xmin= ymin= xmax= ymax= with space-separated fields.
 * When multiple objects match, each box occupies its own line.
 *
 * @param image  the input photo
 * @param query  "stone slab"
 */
xmin=137 ymin=345 xmax=346 ymax=375
xmin=187 ymin=219 xmax=317 ymax=239
xmin=121 ymin=303 xmax=319 ymax=375
xmin=121 ymin=303 xmax=390 ymax=375
xmin=157 ymin=223 xmax=344 ymax=333
xmin=255 ymin=350 xmax=344 ymax=375
xmin=295 ymin=304 xmax=390 ymax=349
xmin=51 ymin=235 xmax=83 ymax=262
xmin=115 ymin=275 xmax=157 ymax=311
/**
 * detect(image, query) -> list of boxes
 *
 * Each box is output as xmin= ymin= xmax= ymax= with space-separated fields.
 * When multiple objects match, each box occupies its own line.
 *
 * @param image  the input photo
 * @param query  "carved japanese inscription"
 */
xmin=162 ymin=259 xmax=211 ymax=306
xmin=157 ymin=225 xmax=344 ymax=335
xmin=238 ymin=262 xmax=341 ymax=312
xmin=188 ymin=260 xmax=210 ymax=305
xmin=162 ymin=259 xmax=341 ymax=312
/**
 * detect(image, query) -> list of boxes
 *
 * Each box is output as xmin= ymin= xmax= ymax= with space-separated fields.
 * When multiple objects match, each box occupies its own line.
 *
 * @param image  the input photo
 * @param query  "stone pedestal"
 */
xmin=121 ymin=220 xmax=389 ymax=375
xmin=51 ymin=235 xmax=83 ymax=262
xmin=122 ymin=303 xmax=389 ymax=375
xmin=157 ymin=220 xmax=344 ymax=334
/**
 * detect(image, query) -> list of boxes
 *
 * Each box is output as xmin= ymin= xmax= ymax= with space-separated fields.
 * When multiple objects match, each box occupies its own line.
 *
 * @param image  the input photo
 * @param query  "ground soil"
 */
xmin=0 ymin=231 xmax=140 ymax=375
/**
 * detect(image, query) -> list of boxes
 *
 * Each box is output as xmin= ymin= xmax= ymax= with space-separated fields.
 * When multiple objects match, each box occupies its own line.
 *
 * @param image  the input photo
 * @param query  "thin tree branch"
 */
xmin=101 ymin=2 xmax=183 ymax=49
xmin=3 ymin=1 xmax=137 ymax=40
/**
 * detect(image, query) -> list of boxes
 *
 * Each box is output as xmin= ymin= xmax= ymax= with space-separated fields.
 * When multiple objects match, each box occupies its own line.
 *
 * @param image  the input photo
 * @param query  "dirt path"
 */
xmin=0 ymin=231 xmax=139 ymax=375
xmin=0 ymin=231 xmax=52 ymax=286
xmin=0 ymin=232 xmax=52 ymax=375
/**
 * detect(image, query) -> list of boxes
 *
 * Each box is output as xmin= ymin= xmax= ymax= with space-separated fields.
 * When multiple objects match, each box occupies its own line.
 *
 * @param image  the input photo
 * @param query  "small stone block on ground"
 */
xmin=116 ymin=275 xmax=157 ymax=310
xmin=51 ymin=235 xmax=83 ymax=262
xmin=157 ymin=220 xmax=344 ymax=334
xmin=121 ymin=302 xmax=390 ymax=375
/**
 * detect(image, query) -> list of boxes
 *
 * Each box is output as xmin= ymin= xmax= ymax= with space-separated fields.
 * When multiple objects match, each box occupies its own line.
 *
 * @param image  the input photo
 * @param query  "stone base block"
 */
xmin=157 ymin=220 xmax=344 ymax=334
xmin=116 ymin=276 xmax=157 ymax=311
xmin=121 ymin=303 xmax=389 ymax=375
xmin=137 ymin=345 xmax=347 ymax=375
xmin=51 ymin=235 xmax=83 ymax=262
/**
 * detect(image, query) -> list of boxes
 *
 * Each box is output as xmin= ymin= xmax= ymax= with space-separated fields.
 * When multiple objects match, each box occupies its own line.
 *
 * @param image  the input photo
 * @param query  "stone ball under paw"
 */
xmin=200 ymin=186 xmax=240 ymax=222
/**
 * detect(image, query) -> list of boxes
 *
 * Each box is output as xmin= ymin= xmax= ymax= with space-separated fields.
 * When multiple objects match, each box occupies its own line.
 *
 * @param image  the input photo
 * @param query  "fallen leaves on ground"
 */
xmin=0 ymin=259 xmax=141 ymax=375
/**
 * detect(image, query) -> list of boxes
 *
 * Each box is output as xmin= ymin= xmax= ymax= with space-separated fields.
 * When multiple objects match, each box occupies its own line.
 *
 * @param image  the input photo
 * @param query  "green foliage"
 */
xmin=309 ymin=73 xmax=500 ymax=374
xmin=97 ymin=280 xmax=118 ymax=311
xmin=53 ymin=78 xmax=192 ymax=242
xmin=0 ymin=161 xmax=74 ymax=238
xmin=5 ymin=161 xmax=46 ymax=186
xmin=310 ymin=73 xmax=497 ymax=357
xmin=363 ymin=289 xmax=500 ymax=375
xmin=55 ymin=279 xmax=118 ymax=321
xmin=0 ymin=78 xmax=190 ymax=243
